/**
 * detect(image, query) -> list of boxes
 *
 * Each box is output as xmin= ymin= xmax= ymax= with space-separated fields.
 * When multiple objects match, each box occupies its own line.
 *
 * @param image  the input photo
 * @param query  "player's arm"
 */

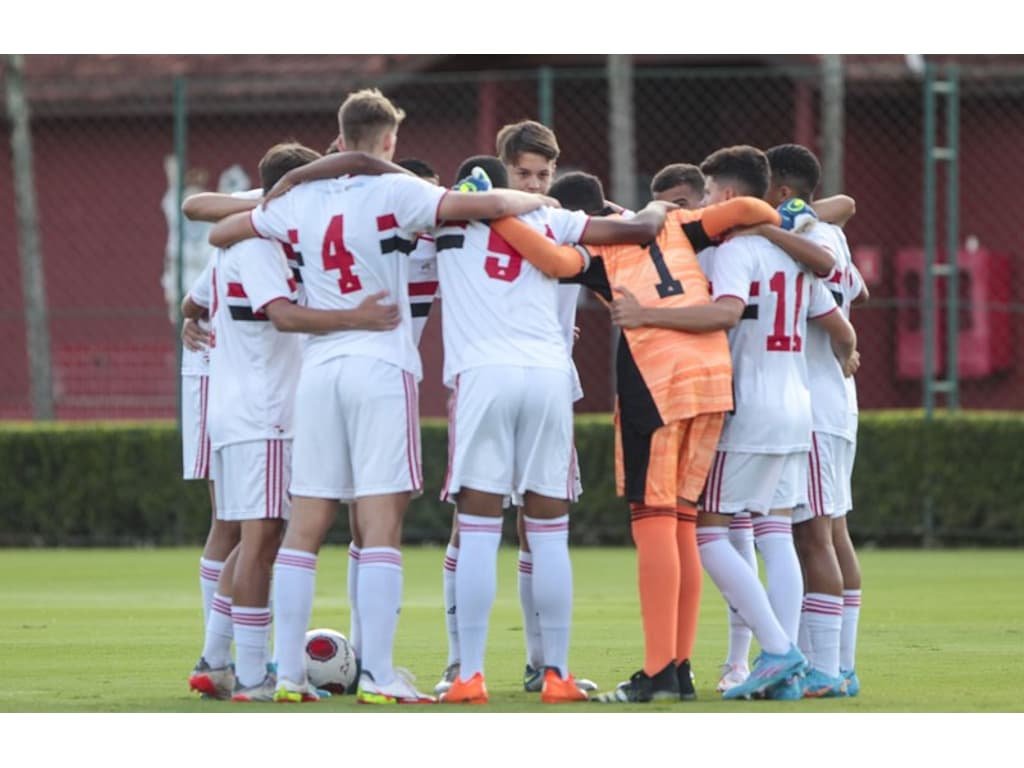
xmin=262 ymin=291 xmax=401 ymax=334
xmin=814 ymin=194 xmax=856 ymax=226
xmin=689 ymin=196 xmax=783 ymax=245
xmin=576 ymin=200 xmax=669 ymax=245
xmin=610 ymin=287 xmax=744 ymax=332
xmin=437 ymin=189 xmax=557 ymax=224
xmin=210 ymin=211 xmax=259 ymax=249
xmin=732 ymin=223 xmax=835 ymax=277
xmin=262 ymin=151 xmax=413 ymax=206
xmin=181 ymin=293 xmax=207 ymax=321
xmin=850 ymin=263 xmax=870 ymax=305
xmin=812 ymin=307 xmax=860 ymax=377
xmin=181 ymin=317 xmax=209 ymax=351
xmin=183 ymin=193 xmax=258 ymax=223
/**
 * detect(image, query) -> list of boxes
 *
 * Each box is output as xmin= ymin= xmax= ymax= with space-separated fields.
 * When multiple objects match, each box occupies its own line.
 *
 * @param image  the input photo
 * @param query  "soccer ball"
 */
xmin=304 ymin=628 xmax=358 ymax=694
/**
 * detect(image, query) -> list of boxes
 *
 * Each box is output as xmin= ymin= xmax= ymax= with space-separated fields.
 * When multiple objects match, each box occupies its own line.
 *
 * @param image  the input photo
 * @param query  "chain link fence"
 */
xmin=2 ymin=57 xmax=1023 ymax=421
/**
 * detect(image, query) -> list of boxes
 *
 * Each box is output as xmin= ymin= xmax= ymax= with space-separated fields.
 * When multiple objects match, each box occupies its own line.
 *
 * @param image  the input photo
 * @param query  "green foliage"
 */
xmin=1 ymin=411 xmax=1023 ymax=546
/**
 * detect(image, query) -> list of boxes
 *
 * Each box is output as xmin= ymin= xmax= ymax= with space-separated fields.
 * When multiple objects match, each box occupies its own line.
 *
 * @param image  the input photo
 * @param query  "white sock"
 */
xmin=232 ymin=605 xmax=271 ymax=687
xmin=804 ymin=593 xmax=843 ymax=677
xmin=518 ymin=551 xmax=543 ymax=669
xmin=454 ymin=515 xmax=502 ymax=679
xmin=841 ymin=589 xmax=862 ymax=672
xmin=272 ymin=548 xmax=317 ymax=685
xmin=347 ymin=543 xmax=361 ymax=657
xmin=357 ymin=547 xmax=403 ymax=686
xmin=726 ymin=515 xmax=755 ymax=668
xmin=798 ymin=599 xmax=815 ymax=667
xmin=753 ymin=515 xmax=803 ymax=644
xmin=524 ymin=515 xmax=573 ymax=678
xmin=697 ymin=528 xmax=790 ymax=656
xmin=199 ymin=558 xmax=225 ymax=630
xmin=201 ymin=592 xmax=234 ymax=668
xmin=443 ymin=544 xmax=460 ymax=666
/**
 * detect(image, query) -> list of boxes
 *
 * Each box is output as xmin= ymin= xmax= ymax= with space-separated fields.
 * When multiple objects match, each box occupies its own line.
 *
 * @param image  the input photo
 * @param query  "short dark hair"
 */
xmin=651 ymin=163 xmax=704 ymax=196
xmin=765 ymin=143 xmax=821 ymax=201
xmin=496 ymin=120 xmax=560 ymax=165
xmin=453 ymin=155 xmax=509 ymax=189
xmin=258 ymin=142 xmax=322 ymax=191
xmin=699 ymin=145 xmax=770 ymax=199
xmin=549 ymin=171 xmax=606 ymax=215
xmin=396 ymin=158 xmax=439 ymax=180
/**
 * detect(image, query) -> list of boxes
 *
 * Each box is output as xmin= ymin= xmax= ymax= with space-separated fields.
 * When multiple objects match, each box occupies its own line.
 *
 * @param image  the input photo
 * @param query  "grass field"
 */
xmin=2 ymin=546 xmax=1022 ymax=715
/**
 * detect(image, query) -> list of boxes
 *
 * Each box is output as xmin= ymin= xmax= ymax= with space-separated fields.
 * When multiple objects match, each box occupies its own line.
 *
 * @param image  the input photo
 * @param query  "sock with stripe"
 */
xmin=199 ymin=558 xmax=225 ymax=631
xmin=272 ymin=548 xmax=317 ymax=685
xmin=698 ymin=528 xmax=791 ymax=655
xmin=454 ymin=515 xmax=502 ymax=679
xmin=357 ymin=547 xmax=403 ymax=686
xmin=753 ymin=515 xmax=803 ymax=644
xmin=524 ymin=514 xmax=573 ymax=678
xmin=443 ymin=544 xmax=460 ymax=667
xmin=232 ymin=605 xmax=271 ymax=687
xmin=518 ymin=551 xmax=544 ymax=670
xmin=674 ymin=506 xmax=701 ymax=664
xmin=726 ymin=515 xmax=755 ymax=668
xmin=803 ymin=593 xmax=843 ymax=677
xmin=630 ymin=507 xmax=679 ymax=676
xmin=201 ymin=593 xmax=234 ymax=669
xmin=841 ymin=589 xmax=862 ymax=672
xmin=347 ymin=543 xmax=362 ymax=658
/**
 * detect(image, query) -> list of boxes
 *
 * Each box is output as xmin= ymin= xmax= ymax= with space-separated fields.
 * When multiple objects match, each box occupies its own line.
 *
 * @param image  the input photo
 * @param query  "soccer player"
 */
xmin=650 ymin=163 xmax=705 ymax=209
xmin=487 ymin=171 xmax=793 ymax=703
xmin=184 ymin=141 xmax=402 ymax=702
xmin=209 ymin=88 xmax=557 ymax=705
xmin=766 ymin=143 xmax=868 ymax=697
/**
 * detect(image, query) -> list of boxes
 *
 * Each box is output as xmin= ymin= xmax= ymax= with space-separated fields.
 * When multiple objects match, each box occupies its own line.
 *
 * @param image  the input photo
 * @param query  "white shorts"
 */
xmin=442 ymin=366 xmax=575 ymax=504
xmin=210 ymin=439 xmax=291 ymax=521
xmin=510 ymin=444 xmax=582 ymax=508
xmin=181 ymin=374 xmax=210 ymax=480
xmin=794 ymin=432 xmax=855 ymax=524
xmin=702 ymin=450 xmax=807 ymax=516
xmin=290 ymin=356 xmax=421 ymax=502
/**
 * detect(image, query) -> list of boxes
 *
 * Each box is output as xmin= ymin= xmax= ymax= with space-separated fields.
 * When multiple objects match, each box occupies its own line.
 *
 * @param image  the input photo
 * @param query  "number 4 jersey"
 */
xmin=704 ymin=235 xmax=837 ymax=454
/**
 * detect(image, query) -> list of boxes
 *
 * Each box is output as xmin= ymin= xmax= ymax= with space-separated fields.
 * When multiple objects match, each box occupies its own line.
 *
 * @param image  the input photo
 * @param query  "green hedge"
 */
xmin=1 ymin=412 xmax=1022 ymax=547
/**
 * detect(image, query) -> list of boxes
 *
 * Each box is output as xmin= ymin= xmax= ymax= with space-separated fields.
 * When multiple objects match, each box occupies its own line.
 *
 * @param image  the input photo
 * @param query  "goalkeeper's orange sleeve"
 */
xmin=490 ymin=217 xmax=587 ymax=278
xmin=698 ymin=196 xmax=782 ymax=240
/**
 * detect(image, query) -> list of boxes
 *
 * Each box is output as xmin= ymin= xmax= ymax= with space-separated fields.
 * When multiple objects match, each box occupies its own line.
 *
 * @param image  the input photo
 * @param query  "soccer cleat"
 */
xmin=272 ymin=677 xmax=321 ymax=703
xmin=357 ymin=669 xmax=436 ymax=705
xmin=189 ymin=656 xmax=236 ymax=701
xmin=802 ymin=668 xmax=848 ymax=698
xmin=842 ymin=668 xmax=861 ymax=697
xmin=540 ymin=668 xmax=588 ymax=703
xmin=439 ymin=672 xmax=488 ymax=705
xmin=523 ymin=663 xmax=544 ymax=693
xmin=593 ymin=661 xmax=679 ymax=703
xmin=766 ymin=675 xmax=804 ymax=701
xmin=722 ymin=645 xmax=808 ymax=701
xmin=434 ymin=662 xmax=461 ymax=696
xmin=575 ymin=676 xmax=599 ymax=693
xmin=231 ymin=674 xmax=277 ymax=702
xmin=677 ymin=659 xmax=697 ymax=701
xmin=716 ymin=663 xmax=751 ymax=694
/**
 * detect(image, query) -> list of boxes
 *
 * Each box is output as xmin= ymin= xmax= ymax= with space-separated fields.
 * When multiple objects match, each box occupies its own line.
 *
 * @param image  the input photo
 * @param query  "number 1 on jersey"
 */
xmin=647 ymin=241 xmax=684 ymax=298
xmin=766 ymin=271 xmax=804 ymax=352
xmin=322 ymin=214 xmax=362 ymax=294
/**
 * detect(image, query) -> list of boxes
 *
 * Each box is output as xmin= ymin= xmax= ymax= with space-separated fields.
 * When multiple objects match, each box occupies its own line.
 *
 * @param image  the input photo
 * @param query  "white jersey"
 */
xmin=200 ymin=238 xmax=302 ymax=449
xmin=183 ymin=263 xmax=212 ymax=377
xmin=804 ymin=221 xmax=864 ymax=441
xmin=408 ymin=234 xmax=439 ymax=347
xmin=434 ymin=206 xmax=588 ymax=387
xmin=708 ymin=235 xmax=837 ymax=454
xmin=556 ymin=284 xmax=584 ymax=402
xmin=250 ymin=174 xmax=447 ymax=379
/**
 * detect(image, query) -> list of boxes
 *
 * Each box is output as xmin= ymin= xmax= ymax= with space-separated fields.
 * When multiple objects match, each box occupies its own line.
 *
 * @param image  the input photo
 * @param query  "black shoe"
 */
xmin=677 ymin=658 xmax=697 ymax=701
xmin=592 ymin=661 xmax=679 ymax=703
xmin=344 ymin=657 xmax=362 ymax=695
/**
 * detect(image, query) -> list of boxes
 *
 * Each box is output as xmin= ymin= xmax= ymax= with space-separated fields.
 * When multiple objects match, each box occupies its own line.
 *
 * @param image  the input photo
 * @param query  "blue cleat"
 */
xmin=722 ymin=645 xmax=808 ymax=701
xmin=842 ymin=668 xmax=860 ymax=697
xmin=766 ymin=675 xmax=804 ymax=700
xmin=801 ymin=668 xmax=848 ymax=698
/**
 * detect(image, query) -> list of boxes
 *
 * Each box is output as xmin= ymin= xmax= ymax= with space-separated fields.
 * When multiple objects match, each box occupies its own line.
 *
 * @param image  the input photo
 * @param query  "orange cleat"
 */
xmin=439 ymin=672 xmax=489 ymax=704
xmin=541 ymin=668 xmax=588 ymax=703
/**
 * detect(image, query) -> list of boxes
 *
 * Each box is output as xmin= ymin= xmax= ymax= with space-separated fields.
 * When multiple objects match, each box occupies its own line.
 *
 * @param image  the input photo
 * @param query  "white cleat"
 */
xmin=716 ymin=663 xmax=750 ymax=694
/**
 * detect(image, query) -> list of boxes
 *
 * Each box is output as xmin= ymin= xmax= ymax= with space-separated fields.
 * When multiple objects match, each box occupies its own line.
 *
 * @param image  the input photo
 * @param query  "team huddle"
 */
xmin=179 ymin=86 xmax=866 ymax=705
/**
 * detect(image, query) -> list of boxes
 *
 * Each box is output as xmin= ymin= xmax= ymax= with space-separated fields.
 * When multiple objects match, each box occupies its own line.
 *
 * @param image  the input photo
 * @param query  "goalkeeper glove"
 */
xmin=777 ymin=197 xmax=818 ymax=234
xmin=454 ymin=166 xmax=493 ymax=193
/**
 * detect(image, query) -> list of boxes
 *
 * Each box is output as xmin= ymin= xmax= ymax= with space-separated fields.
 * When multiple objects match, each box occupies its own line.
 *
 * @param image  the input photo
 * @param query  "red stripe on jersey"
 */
xmin=408 ymin=281 xmax=439 ymax=297
xmin=544 ymin=224 xmax=555 ymax=240
xmin=227 ymin=282 xmax=248 ymax=298
xmin=749 ymin=281 xmax=760 ymax=297
xmin=377 ymin=213 xmax=398 ymax=231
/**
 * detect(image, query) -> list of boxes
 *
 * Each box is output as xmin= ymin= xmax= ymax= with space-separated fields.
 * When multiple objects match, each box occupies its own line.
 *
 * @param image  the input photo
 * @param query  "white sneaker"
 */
xmin=272 ymin=677 xmax=321 ymax=703
xmin=716 ymin=663 xmax=750 ymax=693
xmin=434 ymin=662 xmax=460 ymax=695
xmin=358 ymin=668 xmax=436 ymax=705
